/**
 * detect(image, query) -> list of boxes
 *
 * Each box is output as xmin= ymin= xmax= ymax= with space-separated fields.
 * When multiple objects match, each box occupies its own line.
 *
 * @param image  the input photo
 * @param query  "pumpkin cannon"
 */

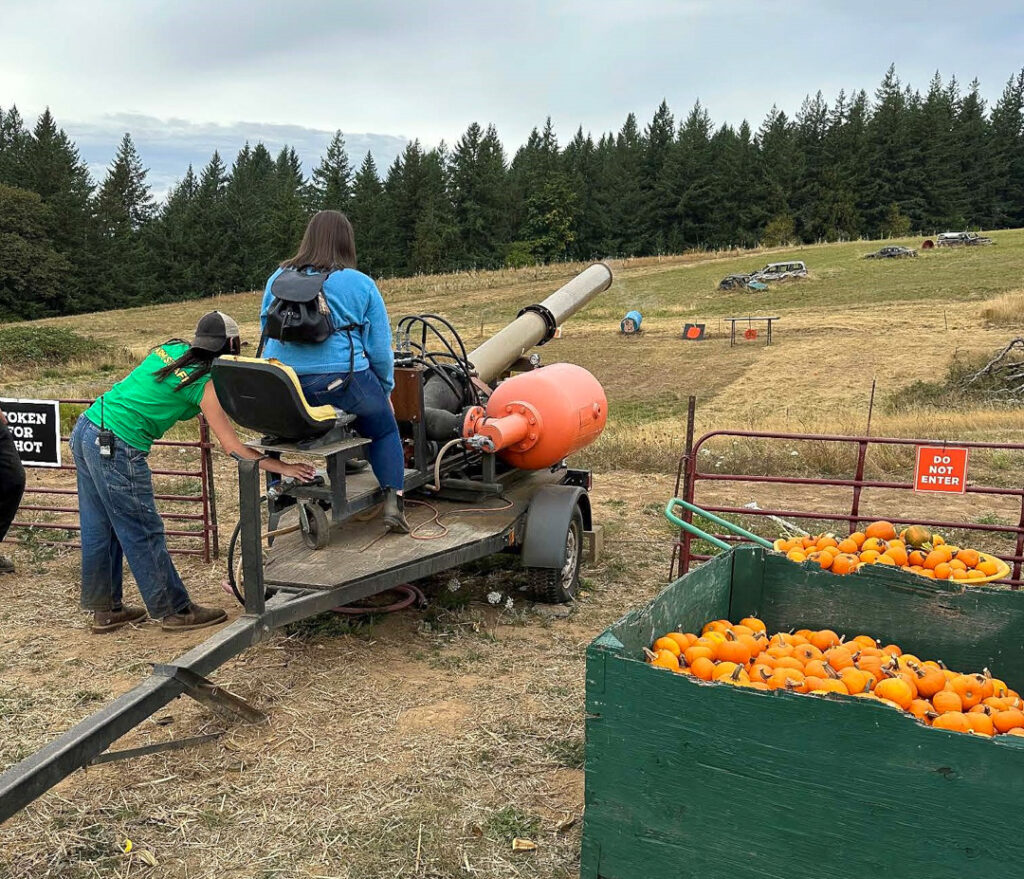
xmin=0 ymin=265 xmax=614 ymax=824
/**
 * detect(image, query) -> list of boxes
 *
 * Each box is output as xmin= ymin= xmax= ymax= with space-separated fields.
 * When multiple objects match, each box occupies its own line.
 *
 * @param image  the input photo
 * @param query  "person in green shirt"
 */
xmin=70 ymin=312 xmax=316 ymax=633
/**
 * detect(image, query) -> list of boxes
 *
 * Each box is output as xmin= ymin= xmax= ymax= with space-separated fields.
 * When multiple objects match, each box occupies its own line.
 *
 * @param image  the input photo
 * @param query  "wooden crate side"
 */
xmin=583 ymin=653 xmax=1024 ymax=879
xmin=599 ymin=550 xmax=736 ymax=655
xmin=759 ymin=552 xmax=1024 ymax=687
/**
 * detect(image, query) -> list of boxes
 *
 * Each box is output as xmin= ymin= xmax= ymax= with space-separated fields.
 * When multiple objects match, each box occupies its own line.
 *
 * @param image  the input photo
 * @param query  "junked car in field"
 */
xmin=750 ymin=260 xmax=807 ymax=282
xmin=934 ymin=231 xmax=994 ymax=247
xmin=864 ymin=245 xmax=917 ymax=259
xmin=718 ymin=273 xmax=767 ymax=291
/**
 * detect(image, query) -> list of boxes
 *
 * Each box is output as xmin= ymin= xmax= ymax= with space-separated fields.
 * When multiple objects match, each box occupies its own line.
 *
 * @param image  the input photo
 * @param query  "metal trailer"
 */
xmin=0 ymin=264 xmax=611 ymax=825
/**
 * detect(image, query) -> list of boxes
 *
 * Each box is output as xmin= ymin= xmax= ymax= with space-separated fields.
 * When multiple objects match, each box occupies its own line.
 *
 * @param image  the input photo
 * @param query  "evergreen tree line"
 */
xmin=1 ymin=64 xmax=1023 ymax=320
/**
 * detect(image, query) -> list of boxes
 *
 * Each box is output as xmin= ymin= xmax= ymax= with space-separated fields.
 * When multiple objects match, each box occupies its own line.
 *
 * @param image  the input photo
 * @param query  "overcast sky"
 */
xmin=2 ymin=0 xmax=1023 ymax=198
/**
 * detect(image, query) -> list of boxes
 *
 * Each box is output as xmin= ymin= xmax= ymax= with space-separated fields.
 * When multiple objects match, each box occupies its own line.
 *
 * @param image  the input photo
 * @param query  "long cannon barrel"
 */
xmin=468 ymin=262 xmax=613 ymax=385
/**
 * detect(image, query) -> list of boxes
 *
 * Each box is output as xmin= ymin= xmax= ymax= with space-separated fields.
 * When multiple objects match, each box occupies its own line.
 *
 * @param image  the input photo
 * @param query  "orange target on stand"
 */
xmin=682 ymin=323 xmax=706 ymax=341
xmin=744 ymin=328 xmax=758 ymax=341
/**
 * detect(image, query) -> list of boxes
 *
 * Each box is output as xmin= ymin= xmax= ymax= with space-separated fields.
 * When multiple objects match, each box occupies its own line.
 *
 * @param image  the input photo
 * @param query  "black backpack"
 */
xmin=257 ymin=268 xmax=360 ymax=375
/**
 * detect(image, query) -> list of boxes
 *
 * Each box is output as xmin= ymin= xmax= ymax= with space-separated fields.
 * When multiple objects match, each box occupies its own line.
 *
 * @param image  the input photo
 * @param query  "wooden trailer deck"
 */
xmin=263 ymin=468 xmax=562 ymax=590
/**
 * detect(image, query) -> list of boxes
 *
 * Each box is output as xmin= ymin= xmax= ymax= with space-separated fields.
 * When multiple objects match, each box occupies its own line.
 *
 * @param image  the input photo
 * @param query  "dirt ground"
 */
xmin=0 ymin=467 xmax=681 ymax=879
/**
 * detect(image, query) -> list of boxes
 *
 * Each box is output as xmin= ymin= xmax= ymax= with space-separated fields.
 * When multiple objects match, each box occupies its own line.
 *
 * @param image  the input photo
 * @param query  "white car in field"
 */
xmin=751 ymin=261 xmax=808 ymax=282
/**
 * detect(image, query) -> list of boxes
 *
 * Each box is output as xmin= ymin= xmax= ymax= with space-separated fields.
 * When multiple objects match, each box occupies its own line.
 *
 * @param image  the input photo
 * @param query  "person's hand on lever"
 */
xmin=272 ymin=460 xmax=318 ymax=482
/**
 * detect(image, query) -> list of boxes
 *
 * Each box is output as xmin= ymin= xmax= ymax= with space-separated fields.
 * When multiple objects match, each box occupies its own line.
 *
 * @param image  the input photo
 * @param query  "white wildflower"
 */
xmin=487 ymin=591 xmax=502 ymax=605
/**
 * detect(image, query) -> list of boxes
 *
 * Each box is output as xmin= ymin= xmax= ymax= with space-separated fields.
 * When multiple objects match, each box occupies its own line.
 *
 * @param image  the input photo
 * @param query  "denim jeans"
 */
xmin=299 ymin=370 xmax=405 ymax=490
xmin=0 ymin=422 xmax=26 ymax=544
xmin=69 ymin=416 xmax=191 ymax=618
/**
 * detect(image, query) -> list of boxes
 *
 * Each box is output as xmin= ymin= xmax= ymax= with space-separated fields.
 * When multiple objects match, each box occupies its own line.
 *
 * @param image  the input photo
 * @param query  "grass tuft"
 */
xmin=0 ymin=325 xmax=104 ymax=367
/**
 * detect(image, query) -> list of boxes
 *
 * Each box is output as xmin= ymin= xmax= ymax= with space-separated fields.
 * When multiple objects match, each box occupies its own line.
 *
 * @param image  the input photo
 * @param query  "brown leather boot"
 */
xmin=91 ymin=606 xmax=148 ymax=633
xmin=160 ymin=602 xmax=227 ymax=632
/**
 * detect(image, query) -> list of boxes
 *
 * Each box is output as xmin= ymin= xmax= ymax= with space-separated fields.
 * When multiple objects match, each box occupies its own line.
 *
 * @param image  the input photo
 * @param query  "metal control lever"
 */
xmin=267 ymin=471 xmax=326 ymax=500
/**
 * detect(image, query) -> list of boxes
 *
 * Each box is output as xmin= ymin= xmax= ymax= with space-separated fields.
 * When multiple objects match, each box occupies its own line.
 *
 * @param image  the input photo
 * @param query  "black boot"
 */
xmin=382 ymin=488 xmax=410 ymax=534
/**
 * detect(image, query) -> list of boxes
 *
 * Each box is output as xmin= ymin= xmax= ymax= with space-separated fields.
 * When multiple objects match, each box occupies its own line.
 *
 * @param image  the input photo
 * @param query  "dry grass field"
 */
xmin=1 ymin=231 xmax=1023 ymax=877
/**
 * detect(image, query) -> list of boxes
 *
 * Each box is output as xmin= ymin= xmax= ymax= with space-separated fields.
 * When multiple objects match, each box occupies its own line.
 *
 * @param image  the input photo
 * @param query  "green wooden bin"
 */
xmin=582 ymin=546 xmax=1024 ymax=879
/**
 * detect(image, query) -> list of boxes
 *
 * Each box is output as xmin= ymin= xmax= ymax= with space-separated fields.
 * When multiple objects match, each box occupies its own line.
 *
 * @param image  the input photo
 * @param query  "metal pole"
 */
xmin=237 ymin=457 xmax=265 ymax=616
xmin=200 ymin=415 xmax=220 ymax=560
xmin=670 ymin=397 xmax=697 ymax=581
xmin=865 ymin=378 xmax=877 ymax=437
xmin=467 ymin=263 xmax=612 ymax=384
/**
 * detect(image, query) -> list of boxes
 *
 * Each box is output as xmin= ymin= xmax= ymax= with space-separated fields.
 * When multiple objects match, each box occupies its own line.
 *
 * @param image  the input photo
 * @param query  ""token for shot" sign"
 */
xmin=914 ymin=446 xmax=968 ymax=493
xmin=0 ymin=398 xmax=62 ymax=468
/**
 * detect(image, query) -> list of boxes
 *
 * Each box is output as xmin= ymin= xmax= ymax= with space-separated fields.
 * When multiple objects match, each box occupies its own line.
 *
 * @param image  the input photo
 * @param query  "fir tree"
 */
xmin=450 ymin=122 xmax=509 ymax=268
xmin=411 ymin=146 xmax=460 ymax=274
xmin=191 ymin=151 xmax=232 ymax=294
xmin=642 ymin=100 xmax=676 ymax=251
xmin=0 ymin=105 xmax=31 ymax=187
xmin=273 ymin=145 xmax=309 ymax=258
xmin=222 ymin=142 xmax=277 ymax=289
xmin=150 ymin=165 xmax=202 ymax=301
xmin=20 ymin=109 xmax=95 ymax=307
xmin=308 ymin=130 xmax=352 ymax=213
xmin=91 ymin=133 xmax=156 ymax=306
xmin=562 ymin=126 xmax=601 ymax=259
xmin=990 ymin=70 xmax=1024 ymax=227
xmin=348 ymin=152 xmax=395 ymax=277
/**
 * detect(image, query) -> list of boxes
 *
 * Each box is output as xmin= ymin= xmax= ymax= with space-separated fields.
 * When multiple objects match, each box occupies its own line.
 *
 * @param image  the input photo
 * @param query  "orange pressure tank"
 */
xmin=463 ymin=363 xmax=607 ymax=470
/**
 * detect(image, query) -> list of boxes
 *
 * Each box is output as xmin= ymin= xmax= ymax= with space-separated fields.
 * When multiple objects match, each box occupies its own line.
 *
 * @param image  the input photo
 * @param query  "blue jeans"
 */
xmin=69 ymin=416 xmax=191 ymax=618
xmin=300 ymin=370 xmax=405 ymax=490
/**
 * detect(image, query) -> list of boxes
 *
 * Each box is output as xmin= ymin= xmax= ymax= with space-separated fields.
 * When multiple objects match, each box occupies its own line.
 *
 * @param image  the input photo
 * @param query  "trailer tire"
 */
xmin=528 ymin=505 xmax=584 ymax=604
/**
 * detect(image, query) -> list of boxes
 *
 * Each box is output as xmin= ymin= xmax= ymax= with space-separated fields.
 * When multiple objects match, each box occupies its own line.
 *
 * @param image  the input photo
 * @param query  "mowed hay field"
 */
xmin=2 ymin=232 xmax=1024 ymax=878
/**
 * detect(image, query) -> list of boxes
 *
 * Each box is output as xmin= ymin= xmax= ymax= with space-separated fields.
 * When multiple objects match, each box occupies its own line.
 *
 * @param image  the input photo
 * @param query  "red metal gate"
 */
xmin=11 ymin=400 xmax=219 ymax=561
xmin=671 ymin=428 xmax=1024 ymax=588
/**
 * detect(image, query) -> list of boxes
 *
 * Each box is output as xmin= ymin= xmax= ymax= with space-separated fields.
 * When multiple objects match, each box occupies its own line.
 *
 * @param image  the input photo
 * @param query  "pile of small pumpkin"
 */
xmin=646 ymin=617 xmax=1024 ymax=737
xmin=773 ymin=520 xmax=1003 ymax=581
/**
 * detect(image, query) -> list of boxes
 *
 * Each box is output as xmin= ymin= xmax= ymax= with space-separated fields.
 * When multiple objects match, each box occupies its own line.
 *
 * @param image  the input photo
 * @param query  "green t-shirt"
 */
xmin=83 ymin=343 xmax=209 ymax=452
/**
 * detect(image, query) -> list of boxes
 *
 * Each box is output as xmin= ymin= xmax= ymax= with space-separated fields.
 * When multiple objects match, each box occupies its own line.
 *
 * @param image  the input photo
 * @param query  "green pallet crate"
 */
xmin=582 ymin=546 xmax=1024 ymax=879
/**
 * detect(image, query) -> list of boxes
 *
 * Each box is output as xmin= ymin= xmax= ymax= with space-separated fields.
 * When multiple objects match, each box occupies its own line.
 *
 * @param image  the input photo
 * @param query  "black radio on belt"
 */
xmin=98 ymin=396 xmax=115 ymax=458
xmin=98 ymin=429 xmax=115 ymax=459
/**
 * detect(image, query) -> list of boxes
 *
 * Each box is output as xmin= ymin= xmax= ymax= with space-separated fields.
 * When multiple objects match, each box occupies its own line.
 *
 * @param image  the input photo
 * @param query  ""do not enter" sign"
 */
xmin=914 ymin=446 xmax=969 ymax=493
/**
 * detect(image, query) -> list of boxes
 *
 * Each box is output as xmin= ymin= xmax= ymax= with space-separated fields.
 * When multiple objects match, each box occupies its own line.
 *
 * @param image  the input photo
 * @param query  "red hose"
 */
xmin=332 ymin=583 xmax=426 ymax=615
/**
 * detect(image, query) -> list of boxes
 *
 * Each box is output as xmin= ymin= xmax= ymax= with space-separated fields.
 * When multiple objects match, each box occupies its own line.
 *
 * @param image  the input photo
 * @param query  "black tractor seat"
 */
xmin=212 ymin=356 xmax=376 ymax=540
xmin=211 ymin=355 xmax=355 ymax=447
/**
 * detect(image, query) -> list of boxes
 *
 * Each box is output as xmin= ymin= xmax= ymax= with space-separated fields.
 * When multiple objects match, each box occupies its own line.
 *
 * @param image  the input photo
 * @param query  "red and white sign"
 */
xmin=914 ymin=446 xmax=968 ymax=493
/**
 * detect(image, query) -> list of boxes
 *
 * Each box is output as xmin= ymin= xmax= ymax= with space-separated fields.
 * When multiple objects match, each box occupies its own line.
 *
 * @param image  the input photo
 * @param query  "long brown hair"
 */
xmin=153 ymin=336 xmax=240 ymax=391
xmin=281 ymin=210 xmax=357 ymax=271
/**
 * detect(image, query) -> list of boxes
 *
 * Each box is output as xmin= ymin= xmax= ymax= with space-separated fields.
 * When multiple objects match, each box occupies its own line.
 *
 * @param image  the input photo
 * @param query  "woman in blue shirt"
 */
xmin=261 ymin=211 xmax=408 ymax=532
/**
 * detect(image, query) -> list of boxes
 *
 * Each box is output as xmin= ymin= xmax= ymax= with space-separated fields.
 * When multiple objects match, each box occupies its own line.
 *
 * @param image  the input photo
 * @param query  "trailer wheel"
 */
xmin=528 ymin=505 xmax=584 ymax=603
xmin=300 ymin=502 xmax=330 ymax=550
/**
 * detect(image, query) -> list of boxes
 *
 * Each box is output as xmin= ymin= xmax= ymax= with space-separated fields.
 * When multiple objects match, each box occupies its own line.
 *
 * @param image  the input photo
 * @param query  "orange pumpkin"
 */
xmin=809 ymin=629 xmax=841 ymax=651
xmin=912 ymin=665 xmax=947 ymax=699
xmin=932 ymin=712 xmax=971 ymax=733
xmin=874 ymin=677 xmax=914 ymax=710
xmin=931 ymin=689 xmax=964 ymax=714
xmin=993 ymin=709 xmax=1024 ymax=733
xmin=653 ymin=636 xmax=682 ymax=657
xmin=864 ymin=521 xmax=898 ymax=541
xmin=950 ymin=674 xmax=984 ymax=709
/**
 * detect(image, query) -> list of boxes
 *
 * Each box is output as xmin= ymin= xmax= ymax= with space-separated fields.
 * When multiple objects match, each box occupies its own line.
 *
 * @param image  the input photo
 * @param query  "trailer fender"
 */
xmin=521 ymin=485 xmax=591 ymax=569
